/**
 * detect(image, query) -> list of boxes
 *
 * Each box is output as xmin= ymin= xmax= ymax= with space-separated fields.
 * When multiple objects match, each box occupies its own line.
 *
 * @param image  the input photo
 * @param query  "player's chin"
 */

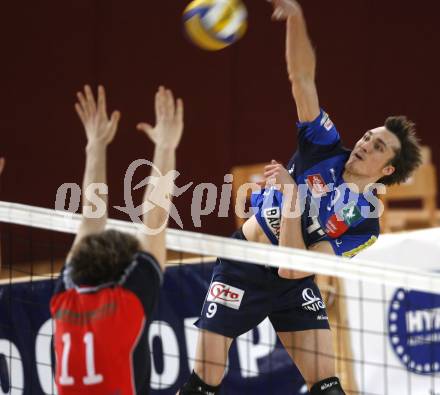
xmin=344 ymin=159 xmax=356 ymax=173
xmin=347 ymin=159 xmax=366 ymax=174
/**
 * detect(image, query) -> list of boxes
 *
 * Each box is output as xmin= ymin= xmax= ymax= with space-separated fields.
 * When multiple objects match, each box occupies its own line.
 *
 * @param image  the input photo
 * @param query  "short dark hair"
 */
xmin=69 ymin=229 xmax=140 ymax=286
xmin=378 ymin=116 xmax=422 ymax=186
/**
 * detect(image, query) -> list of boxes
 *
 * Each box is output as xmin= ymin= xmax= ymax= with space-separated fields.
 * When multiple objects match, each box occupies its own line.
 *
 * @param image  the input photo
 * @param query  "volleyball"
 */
xmin=183 ymin=0 xmax=248 ymax=51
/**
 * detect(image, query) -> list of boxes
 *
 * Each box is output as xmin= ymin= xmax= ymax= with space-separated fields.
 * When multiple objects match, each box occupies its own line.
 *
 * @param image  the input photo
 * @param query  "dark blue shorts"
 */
xmin=195 ymin=229 xmax=330 ymax=338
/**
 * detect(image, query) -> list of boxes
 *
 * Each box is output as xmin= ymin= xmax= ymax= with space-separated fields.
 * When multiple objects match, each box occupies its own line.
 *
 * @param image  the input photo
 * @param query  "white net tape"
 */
xmin=1 ymin=200 xmax=439 ymax=293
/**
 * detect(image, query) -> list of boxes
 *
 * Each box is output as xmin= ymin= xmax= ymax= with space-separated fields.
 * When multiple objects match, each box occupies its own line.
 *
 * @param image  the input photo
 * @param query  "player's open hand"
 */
xmin=137 ymin=86 xmax=184 ymax=150
xmin=269 ymin=0 xmax=302 ymax=20
xmin=0 ymin=158 xmax=5 ymax=176
xmin=75 ymin=85 xmax=120 ymax=147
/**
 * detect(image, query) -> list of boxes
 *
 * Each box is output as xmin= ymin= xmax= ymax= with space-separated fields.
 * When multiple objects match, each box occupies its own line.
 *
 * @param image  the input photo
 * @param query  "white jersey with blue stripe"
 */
xmin=251 ymin=110 xmax=379 ymax=257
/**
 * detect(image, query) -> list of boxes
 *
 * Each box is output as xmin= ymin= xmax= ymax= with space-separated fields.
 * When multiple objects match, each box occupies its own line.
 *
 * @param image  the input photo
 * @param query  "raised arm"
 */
xmin=272 ymin=0 xmax=320 ymax=122
xmin=69 ymin=86 xmax=120 ymax=255
xmin=136 ymin=87 xmax=183 ymax=270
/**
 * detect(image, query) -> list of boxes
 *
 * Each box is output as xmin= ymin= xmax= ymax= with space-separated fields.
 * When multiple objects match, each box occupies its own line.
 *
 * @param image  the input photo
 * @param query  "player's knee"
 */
xmin=179 ymin=371 xmax=221 ymax=395
xmin=310 ymin=376 xmax=346 ymax=395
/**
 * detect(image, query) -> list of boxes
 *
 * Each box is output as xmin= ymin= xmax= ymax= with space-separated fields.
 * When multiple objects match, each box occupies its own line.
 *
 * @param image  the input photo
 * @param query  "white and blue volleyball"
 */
xmin=183 ymin=0 xmax=248 ymax=51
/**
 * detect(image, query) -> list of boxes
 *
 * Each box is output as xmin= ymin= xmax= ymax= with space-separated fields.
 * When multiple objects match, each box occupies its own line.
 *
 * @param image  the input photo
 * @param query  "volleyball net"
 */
xmin=1 ymin=200 xmax=440 ymax=394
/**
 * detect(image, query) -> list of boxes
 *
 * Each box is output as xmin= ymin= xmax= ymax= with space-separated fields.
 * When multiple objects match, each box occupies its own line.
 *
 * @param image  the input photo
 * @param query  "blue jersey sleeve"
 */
xmin=327 ymin=233 xmax=378 ymax=257
xmin=297 ymin=110 xmax=341 ymax=151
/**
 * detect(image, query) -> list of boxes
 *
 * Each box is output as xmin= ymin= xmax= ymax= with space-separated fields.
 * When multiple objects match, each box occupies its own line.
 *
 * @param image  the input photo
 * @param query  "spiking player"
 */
xmin=51 ymin=85 xmax=183 ymax=395
xmin=179 ymin=0 xmax=422 ymax=394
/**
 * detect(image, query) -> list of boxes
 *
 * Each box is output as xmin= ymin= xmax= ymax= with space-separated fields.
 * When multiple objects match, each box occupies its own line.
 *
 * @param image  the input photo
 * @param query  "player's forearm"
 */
xmin=279 ymin=214 xmax=307 ymax=250
xmin=81 ymin=143 xmax=108 ymax=232
xmin=279 ymin=187 xmax=306 ymax=250
xmin=142 ymin=145 xmax=176 ymax=230
xmin=286 ymin=12 xmax=316 ymax=83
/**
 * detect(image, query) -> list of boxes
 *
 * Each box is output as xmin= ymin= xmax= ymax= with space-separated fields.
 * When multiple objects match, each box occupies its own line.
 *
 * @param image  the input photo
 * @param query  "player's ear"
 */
xmin=382 ymin=164 xmax=395 ymax=177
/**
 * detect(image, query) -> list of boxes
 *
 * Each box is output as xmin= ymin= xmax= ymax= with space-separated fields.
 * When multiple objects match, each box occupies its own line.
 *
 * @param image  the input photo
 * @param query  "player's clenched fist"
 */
xmin=260 ymin=159 xmax=296 ymax=193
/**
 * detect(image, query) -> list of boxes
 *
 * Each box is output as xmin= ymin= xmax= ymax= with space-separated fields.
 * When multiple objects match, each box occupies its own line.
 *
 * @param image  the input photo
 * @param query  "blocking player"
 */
xmin=50 ymin=85 xmax=183 ymax=395
xmin=179 ymin=1 xmax=422 ymax=394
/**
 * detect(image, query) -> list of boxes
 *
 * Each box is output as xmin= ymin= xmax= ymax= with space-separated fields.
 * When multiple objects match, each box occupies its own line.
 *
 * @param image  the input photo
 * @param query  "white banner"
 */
xmin=347 ymin=228 xmax=440 ymax=394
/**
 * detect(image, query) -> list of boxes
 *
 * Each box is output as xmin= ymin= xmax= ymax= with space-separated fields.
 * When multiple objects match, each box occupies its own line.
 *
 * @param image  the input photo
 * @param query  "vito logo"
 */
xmin=301 ymin=288 xmax=325 ymax=312
xmin=207 ymin=282 xmax=244 ymax=310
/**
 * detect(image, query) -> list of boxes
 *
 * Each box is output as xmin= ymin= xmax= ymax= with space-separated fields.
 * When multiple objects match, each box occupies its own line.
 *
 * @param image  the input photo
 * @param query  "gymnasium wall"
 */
xmin=1 ymin=0 xmax=439 ymax=239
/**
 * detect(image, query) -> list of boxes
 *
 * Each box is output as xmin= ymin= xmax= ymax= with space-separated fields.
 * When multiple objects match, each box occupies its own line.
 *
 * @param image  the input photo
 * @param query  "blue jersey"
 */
xmin=251 ymin=110 xmax=379 ymax=257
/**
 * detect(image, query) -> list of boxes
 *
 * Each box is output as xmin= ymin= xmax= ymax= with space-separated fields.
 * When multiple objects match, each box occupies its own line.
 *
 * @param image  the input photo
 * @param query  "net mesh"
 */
xmin=1 ymin=200 xmax=440 ymax=395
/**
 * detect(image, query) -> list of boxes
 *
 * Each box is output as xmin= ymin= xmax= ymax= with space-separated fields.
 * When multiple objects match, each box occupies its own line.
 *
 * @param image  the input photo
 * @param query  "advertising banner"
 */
xmin=0 ymin=262 xmax=304 ymax=395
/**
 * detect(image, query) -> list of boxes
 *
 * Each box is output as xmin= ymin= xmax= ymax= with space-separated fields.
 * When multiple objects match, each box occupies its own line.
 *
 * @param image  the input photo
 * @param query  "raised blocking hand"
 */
xmin=75 ymin=85 xmax=121 ymax=147
xmin=137 ymin=86 xmax=184 ymax=150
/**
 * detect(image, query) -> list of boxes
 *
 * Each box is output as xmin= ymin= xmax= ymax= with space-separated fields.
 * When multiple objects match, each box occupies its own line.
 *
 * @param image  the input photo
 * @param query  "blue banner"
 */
xmin=0 ymin=262 xmax=304 ymax=394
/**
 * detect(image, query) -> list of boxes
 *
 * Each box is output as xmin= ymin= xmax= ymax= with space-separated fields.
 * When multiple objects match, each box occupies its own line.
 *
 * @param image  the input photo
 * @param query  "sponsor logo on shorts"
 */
xmin=301 ymin=288 xmax=326 ymax=312
xmin=197 ymin=387 xmax=215 ymax=395
xmin=389 ymin=288 xmax=440 ymax=374
xmin=207 ymin=282 xmax=244 ymax=310
xmin=321 ymin=381 xmax=338 ymax=390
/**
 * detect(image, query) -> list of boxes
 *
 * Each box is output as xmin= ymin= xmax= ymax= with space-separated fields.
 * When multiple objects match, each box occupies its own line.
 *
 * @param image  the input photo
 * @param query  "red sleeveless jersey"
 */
xmin=50 ymin=251 xmax=162 ymax=395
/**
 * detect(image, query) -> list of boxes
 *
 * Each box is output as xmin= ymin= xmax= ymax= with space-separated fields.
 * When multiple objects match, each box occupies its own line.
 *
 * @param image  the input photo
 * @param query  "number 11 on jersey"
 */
xmin=59 ymin=332 xmax=104 ymax=386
